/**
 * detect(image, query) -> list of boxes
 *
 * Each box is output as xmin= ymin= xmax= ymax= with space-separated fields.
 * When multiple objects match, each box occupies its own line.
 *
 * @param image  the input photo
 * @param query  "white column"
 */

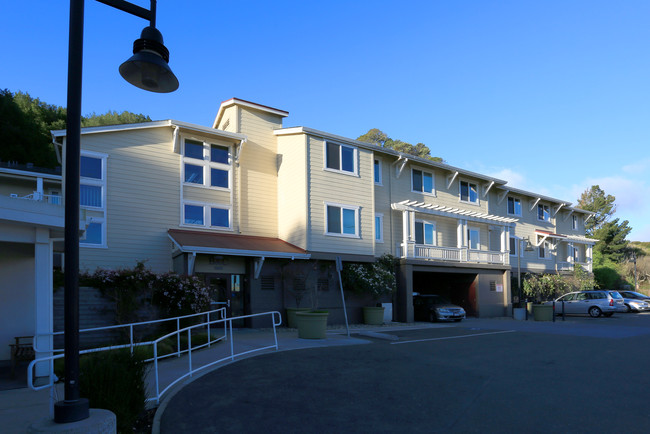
xmin=402 ymin=210 xmax=409 ymax=258
xmin=34 ymin=228 xmax=53 ymax=378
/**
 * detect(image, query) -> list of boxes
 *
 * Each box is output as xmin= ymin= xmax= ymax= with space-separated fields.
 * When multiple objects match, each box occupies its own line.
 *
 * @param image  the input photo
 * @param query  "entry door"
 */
xmin=204 ymin=274 xmax=244 ymax=326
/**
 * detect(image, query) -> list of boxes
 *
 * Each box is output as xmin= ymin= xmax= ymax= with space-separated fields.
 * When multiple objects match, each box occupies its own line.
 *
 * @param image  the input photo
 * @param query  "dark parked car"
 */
xmin=413 ymin=294 xmax=466 ymax=322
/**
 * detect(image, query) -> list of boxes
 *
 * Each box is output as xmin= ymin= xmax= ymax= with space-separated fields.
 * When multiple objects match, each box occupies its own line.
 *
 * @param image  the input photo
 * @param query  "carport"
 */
xmin=395 ymin=259 xmax=511 ymax=322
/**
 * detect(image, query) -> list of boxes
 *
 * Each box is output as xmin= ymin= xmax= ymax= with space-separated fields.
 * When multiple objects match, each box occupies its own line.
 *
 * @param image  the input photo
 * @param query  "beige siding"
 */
xmin=373 ymin=156 xmax=393 ymax=255
xmin=76 ymin=127 xmax=179 ymax=273
xmin=307 ymin=136 xmax=374 ymax=256
xmin=277 ymin=134 xmax=308 ymax=249
xmin=236 ymin=107 xmax=283 ymax=238
xmin=215 ymin=106 xmax=238 ymax=133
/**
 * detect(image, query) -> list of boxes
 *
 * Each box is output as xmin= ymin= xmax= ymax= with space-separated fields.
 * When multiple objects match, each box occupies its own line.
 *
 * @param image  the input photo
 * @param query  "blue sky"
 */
xmin=2 ymin=1 xmax=649 ymax=240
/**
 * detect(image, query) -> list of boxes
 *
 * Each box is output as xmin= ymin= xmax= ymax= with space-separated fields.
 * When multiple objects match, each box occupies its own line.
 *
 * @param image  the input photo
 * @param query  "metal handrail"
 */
xmin=28 ymin=309 xmax=282 ymax=406
xmin=149 ymin=311 xmax=282 ymax=404
xmin=33 ymin=307 xmax=227 ymax=355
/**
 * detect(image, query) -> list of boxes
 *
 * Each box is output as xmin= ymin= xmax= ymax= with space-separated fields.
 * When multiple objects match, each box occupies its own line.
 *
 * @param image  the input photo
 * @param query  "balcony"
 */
xmin=557 ymin=261 xmax=593 ymax=273
xmin=399 ymin=243 xmax=510 ymax=265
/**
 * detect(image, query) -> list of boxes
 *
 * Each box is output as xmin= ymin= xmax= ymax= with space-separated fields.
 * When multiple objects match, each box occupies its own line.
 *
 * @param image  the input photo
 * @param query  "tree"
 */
xmin=82 ymin=110 xmax=151 ymax=127
xmin=577 ymin=185 xmax=616 ymax=237
xmin=0 ymin=90 xmax=151 ymax=168
xmin=357 ymin=128 xmax=444 ymax=162
xmin=577 ymin=185 xmax=631 ymax=264
xmin=0 ymin=89 xmax=64 ymax=168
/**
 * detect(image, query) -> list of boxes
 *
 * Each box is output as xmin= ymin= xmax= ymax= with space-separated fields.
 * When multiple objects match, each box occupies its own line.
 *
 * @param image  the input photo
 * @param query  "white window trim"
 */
xmin=537 ymin=204 xmax=551 ymax=222
xmin=374 ymin=158 xmax=383 ymax=186
xmin=415 ymin=219 xmax=436 ymax=246
xmin=572 ymin=215 xmax=579 ymax=231
xmin=459 ymin=179 xmax=480 ymax=205
xmin=538 ymin=240 xmax=552 ymax=260
xmin=411 ymin=167 xmax=436 ymax=196
xmin=181 ymin=200 xmax=233 ymax=231
xmin=507 ymin=196 xmax=522 ymax=216
xmin=375 ymin=213 xmax=384 ymax=243
xmin=182 ymin=137 xmax=232 ymax=191
xmin=80 ymin=150 xmax=107 ymax=248
xmin=509 ymin=235 xmax=519 ymax=257
xmin=324 ymin=141 xmax=358 ymax=176
xmin=468 ymin=226 xmax=480 ymax=250
xmin=324 ymin=202 xmax=360 ymax=238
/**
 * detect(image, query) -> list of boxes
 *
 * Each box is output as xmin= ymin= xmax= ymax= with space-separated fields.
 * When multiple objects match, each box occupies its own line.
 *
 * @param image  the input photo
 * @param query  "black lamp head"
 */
xmin=119 ymin=26 xmax=179 ymax=93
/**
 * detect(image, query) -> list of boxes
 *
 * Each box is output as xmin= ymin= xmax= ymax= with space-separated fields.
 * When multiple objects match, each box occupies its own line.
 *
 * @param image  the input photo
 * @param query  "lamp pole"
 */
xmin=57 ymin=0 xmax=177 ymax=423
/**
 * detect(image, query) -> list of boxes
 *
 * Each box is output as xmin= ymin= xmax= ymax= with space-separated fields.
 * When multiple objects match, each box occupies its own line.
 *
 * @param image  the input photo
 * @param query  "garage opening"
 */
xmin=413 ymin=272 xmax=478 ymax=317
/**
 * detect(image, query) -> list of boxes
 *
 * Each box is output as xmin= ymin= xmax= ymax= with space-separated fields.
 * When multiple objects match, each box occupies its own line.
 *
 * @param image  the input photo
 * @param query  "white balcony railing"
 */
xmin=400 ymin=243 xmax=509 ymax=265
xmin=9 ymin=191 xmax=61 ymax=204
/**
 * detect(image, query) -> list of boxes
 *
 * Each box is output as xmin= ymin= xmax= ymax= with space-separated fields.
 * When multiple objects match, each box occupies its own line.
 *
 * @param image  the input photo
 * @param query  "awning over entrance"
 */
xmin=168 ymin=229 xmax=310 ymax=259
xmin=168 ymin=229 xmax=310 ymax=278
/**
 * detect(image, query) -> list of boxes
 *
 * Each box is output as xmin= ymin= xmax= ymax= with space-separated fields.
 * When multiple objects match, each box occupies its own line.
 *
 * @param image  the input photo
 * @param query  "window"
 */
xmin=374 ymin=159 xmax=382 ymax=185
xmin=572 ymin=215 xmax=579 ymax=230
xmin=412 ymin=169 xmax=434 ymax=194
xmin=507 ymin=197 xmax=521 ymax=216
xmin=509 ymin=236 xmax=518 ymax=256
xmin=183 ymin=138 xmax=231 ymax=189
xmin=538 ymin=204 xmax=550 ymax=222
xmin=460 ymin=180 xmax=478 ymax=204
xmin=326 ymin=203 xmax=359 ymax=237
xmin=184 ymin=204 xmax=204 ymax=225
xmin=539 ymin=240 xmax=552 ymax=259
xmin=325 ymin=141 xmax=356 ymax=174
xmin=83 ymin=221 xmax=103 ymax=245
xmin=80 ymin=152 xmax=107 ymax=247
xmin=415 ymin=220 xmax=435 ymax=245
xmin=183 ymin=202 xmax=231 ymax=229
xmin=210 ymin=207 xmax=230 ymax=228
xmin=375 ymin=214 xmax=384 ymax=243
xmin=468 ymin=227 xmax=480 ymax=250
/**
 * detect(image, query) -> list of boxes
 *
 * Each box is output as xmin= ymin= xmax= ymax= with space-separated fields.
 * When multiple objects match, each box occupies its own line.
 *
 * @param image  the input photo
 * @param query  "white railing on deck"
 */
xmin=410 ymin=244 xmax=508 ymax=265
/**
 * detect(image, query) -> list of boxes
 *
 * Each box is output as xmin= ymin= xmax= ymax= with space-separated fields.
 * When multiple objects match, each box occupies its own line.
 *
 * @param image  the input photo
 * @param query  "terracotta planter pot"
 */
xmin=362 ymin=306 xmax=385 ymax=325
xmin=295 ymin=311 xmax=329 ymax=339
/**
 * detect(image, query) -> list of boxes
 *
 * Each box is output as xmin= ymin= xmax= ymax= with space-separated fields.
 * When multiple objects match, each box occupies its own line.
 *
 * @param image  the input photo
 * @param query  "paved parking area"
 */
xmin=159 ymin=313 xmax=650 ymax=433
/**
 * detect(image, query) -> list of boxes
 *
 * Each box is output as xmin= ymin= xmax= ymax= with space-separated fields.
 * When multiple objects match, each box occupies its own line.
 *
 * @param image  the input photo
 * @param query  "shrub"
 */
xmin=81 ymin=261 xmax=212 ymax=326
xmin=342 ymin=254 xmax=397 ymax=303
xmin=78 ymin=349 xmax=148 ymax=433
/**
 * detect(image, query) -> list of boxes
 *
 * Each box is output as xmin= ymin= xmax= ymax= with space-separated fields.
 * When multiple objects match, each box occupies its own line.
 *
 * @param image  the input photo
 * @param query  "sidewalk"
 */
xmin=0 ymin=322 xmax=440 ymax=433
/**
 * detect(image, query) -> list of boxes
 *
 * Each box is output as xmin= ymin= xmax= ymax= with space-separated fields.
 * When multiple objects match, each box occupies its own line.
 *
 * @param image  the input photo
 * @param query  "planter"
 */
xmin=285 ymin=307 xmax=311 ymax=328
xmin=513 ymin=307 xmax=526 ymax=321
xmin=532 ymin=304 xmax=553 ymax=321
xmin=362 ymin=306 xmax=385 ymax=325
xmin=526 ymin=302 xmax=534 ymax=316
xmin=295 ymin=311 xmax=329 ymax=339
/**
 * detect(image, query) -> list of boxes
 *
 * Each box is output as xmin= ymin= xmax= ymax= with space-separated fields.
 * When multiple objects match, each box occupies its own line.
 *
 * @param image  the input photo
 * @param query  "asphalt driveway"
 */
xmin=160 ymin=315 xmax=650 ymax=433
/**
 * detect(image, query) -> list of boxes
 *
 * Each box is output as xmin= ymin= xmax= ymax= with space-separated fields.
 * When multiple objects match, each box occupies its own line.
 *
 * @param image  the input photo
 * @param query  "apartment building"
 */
xmin=1 ymin=98 xmax=595 ymax=333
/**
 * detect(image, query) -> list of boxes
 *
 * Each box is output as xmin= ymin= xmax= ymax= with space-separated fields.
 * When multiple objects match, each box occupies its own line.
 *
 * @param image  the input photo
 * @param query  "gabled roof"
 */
xmin=213 ymin=98 xmax=289 ymax=129
xmin=51 ymin=119 xmax=246 ymax=142
xmin=274 ymin=126 xmax=508 ymax=185
xmin=168 ymin=229 xmax=310 ymax=259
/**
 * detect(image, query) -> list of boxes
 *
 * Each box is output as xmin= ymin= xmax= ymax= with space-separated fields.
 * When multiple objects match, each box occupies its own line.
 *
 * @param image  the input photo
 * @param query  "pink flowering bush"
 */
xmin=81 ymin=261 xmax=211 ymax=324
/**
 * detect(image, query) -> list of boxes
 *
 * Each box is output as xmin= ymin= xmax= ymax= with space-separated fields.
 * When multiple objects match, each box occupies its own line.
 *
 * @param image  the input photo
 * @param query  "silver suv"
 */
xmin=547 ymin=290 xmax=624 ymax=317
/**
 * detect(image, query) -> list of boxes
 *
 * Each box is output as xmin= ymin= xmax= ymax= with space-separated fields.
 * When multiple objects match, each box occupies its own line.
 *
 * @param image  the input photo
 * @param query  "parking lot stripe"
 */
xmin=391 ymin=329 xmax=516 ymax=345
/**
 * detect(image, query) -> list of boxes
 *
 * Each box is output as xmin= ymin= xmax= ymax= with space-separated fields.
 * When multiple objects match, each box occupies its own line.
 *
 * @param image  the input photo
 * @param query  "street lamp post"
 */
xmin=56 ymin=0 xmax=177 ymax=424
